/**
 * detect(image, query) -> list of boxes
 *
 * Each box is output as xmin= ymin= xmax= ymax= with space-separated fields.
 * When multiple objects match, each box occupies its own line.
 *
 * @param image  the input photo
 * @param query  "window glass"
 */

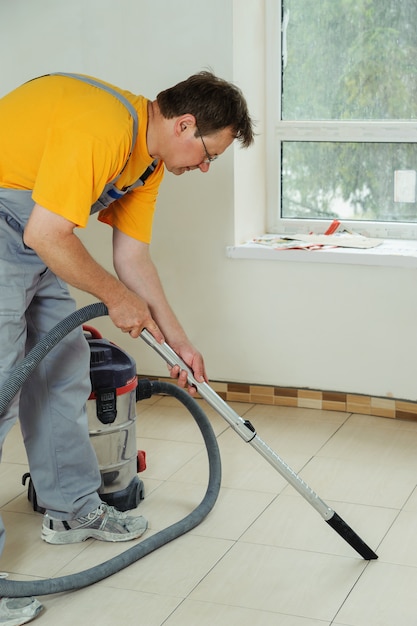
xmin=282 ymin=0 xmax=417 ymax=121
xmin=282 ymin=142 xmax=417 ymax=222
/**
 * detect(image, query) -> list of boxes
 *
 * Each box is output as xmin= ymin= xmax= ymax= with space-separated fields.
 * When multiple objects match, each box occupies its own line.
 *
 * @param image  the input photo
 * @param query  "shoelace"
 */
xmin=96 ymin=504 xmax=127 ymax=520
xmin=83 ymin=504 xmax=128 ymax=527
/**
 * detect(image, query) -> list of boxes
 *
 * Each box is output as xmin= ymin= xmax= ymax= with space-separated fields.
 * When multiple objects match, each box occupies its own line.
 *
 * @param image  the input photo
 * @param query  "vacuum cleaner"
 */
xmin=82 ymin=325 xmax=145 ymax=511
xmin=0 ymin=302 xmax=377 ymax=599
xmin=23 ymin=324 xmax=146 ymax=514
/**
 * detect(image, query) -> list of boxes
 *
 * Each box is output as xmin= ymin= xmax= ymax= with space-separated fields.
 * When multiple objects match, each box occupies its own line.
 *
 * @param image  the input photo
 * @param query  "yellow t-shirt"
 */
xmin=0 ymin=74 xmax=164 ymax=243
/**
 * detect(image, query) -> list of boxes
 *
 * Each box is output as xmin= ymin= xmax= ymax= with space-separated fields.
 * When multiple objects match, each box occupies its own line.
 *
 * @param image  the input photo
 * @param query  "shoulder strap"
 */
xmin=126 ymin=158 xmax=159 ymax=191
xmin=49 ymin=72 xmax=138 ymax=174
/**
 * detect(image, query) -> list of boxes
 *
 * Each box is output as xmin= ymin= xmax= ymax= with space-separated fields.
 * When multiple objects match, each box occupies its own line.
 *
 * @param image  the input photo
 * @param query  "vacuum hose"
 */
xmin=0 ymin=302 xmax=222 ymax=597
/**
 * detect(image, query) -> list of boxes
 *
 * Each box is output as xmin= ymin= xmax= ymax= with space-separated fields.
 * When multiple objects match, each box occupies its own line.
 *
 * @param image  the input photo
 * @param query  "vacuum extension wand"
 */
xmin=141 ymin=329 xmax=378 ymax=561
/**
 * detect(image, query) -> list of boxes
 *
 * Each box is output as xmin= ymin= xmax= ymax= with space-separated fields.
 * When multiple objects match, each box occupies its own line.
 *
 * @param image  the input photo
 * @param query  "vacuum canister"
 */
xmin=85 ymin=326 xmax=144 ymax=511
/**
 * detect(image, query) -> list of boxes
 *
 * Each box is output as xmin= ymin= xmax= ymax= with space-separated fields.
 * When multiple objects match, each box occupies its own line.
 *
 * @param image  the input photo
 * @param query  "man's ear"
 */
xmin=175 ymin=114 xmax=196 ymax=137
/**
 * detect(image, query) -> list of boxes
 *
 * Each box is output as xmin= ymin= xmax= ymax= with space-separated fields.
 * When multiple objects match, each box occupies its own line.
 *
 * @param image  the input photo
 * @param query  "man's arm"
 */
xmin=112 ymin=227 xmax=207 ymax=389
xmin=23 ymin=203 xmax=164 ymax=342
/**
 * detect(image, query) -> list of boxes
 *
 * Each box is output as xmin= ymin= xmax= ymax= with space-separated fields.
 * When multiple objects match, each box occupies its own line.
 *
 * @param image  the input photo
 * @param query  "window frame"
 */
xmin=265 ymin=0 xmax=417 ymax=240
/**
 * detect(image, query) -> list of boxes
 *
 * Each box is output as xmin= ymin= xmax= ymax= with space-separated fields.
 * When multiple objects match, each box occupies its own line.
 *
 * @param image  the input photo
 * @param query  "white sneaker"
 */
xmin=41 ymin=502 xmax=148 ymax=544
xmin=0 ymin=597 xmax=43 ymax=625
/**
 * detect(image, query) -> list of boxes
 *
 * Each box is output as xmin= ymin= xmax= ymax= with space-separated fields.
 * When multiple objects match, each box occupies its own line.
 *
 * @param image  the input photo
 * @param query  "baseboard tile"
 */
xmin=138 ymin=375 xmax=417 ymax=422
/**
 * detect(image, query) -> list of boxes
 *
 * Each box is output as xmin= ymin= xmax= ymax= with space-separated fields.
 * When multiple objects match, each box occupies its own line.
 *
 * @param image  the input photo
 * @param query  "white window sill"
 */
xmin=226 ymin=238 xmax=417 ymax=268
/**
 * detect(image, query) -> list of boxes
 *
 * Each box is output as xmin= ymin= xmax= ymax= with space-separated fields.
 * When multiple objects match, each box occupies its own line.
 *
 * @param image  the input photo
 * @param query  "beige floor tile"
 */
xmin=138 ymin=437 xmax=204 ymax=481
xmin=240 ymin=406 xmax=348 ymax=454
xmin=378 ymin=508 xmax=417 ymax=566
xmin=38 ymin=586 xmax=181 ymax=626
xmin=164 ymin=599 xmax=331 ymax=625
xmin=135 ymin=479 xmax=220 ymax=534
xmin=316 ymin=414 xmax=417 ymax=471
xmin=139 ymin=479 xmax=275 ymax=540
xmin=168 ymin=436 xmax=295 ymax=494
xmin=335 ymin=561 xmax=417 ymax=626
xmin=252 ymin=419 xmax=344 ymax=458
xmin=403 ymin=485 xmax=417 ymax=511
xmin=2 ymin=491 xmax=39 ymax=515
xmin=1 ymin=510 xmax=89 ymax=578
xmin=56 ymin=532 xmax=234 ymax=597
xmin=205 ymin=399 xmax=258 ymax=422
xmin=189 ymin=542 xmax=366 ymax=622
xmin=137 ymin=397 xmax=229 ymax=443
xmin=241 ymin=495 xmax=393 ymax=559
xmin=106 ymin=534 xmax=233 ymax=597
xmin=203 ymin=427 xmax=317 ymax=493
xmin=244 ymin=404 xmax=348 ymax=426
xmin=295 ymin=455 xmax=416 ymax=508
xmin=400 ymin=483 xmax=417 ymax=510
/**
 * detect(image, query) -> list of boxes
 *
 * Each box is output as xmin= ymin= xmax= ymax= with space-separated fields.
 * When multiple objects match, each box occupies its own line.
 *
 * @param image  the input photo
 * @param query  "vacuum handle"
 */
xmin=140 ymin=329 xmax=256 ymax=442
xmin=140 ymin=329 xmax=198 ymax=384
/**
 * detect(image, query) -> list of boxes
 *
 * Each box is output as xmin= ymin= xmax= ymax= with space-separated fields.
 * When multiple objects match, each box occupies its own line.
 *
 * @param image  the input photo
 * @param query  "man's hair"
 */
xmin=156 ymin=71 xmax=255 ymax=148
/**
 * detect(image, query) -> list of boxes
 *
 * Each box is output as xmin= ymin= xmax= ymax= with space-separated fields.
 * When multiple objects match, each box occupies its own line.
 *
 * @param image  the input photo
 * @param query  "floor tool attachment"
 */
xmin=140 ymin=329 xmax=378 ymax=561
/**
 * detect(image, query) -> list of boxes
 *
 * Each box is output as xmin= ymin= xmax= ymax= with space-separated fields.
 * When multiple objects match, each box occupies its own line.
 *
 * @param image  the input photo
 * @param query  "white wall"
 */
xmin=2 ymin=0 xmax=417 ymax=401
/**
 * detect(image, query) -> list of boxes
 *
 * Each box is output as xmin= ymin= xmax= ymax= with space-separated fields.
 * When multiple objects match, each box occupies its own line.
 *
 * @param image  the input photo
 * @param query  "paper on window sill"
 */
xmin=229 ymin=237 xmax=417 ymax=267
xmin=251 ymin=233 xmax=382 ymax=250
xmin=286 ymin=233 xmax=383 ymax=249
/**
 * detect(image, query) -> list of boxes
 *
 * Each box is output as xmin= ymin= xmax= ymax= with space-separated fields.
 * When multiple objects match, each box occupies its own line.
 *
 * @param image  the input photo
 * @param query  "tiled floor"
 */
xmin=1 ymin=391 xmax=417 ymax=625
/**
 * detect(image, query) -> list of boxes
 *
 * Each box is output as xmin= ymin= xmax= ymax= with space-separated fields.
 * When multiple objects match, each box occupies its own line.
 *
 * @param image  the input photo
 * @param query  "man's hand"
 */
xmin=168 ymin=340 xmax=208 ymax=395
xmin=107 ymin=288 xmax=164 ymax=342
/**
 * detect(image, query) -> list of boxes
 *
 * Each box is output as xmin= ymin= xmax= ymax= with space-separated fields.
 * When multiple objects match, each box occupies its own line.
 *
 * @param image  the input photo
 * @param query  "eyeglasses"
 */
xmin=196 ymin=123 xmax=218 ymax=164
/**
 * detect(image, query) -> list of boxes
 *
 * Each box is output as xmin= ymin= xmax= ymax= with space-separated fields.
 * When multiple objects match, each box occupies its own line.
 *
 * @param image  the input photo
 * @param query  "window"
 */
xmin=266 ymin=0 xmax=417 ymax=239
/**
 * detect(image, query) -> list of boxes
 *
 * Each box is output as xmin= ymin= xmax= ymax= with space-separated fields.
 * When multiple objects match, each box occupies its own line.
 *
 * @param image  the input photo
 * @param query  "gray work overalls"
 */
xmin=0 ymin=74 xmax=156 ymax=554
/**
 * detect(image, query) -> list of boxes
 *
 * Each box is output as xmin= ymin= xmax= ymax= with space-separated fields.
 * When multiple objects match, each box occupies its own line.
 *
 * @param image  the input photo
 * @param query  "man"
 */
xmin=0 ymin=70 xmax=254 ymax=624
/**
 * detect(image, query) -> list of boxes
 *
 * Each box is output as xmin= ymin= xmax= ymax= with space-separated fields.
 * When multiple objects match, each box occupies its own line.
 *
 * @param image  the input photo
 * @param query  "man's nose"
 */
xmin=199 ymin=162 xmax=210 ymax=173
